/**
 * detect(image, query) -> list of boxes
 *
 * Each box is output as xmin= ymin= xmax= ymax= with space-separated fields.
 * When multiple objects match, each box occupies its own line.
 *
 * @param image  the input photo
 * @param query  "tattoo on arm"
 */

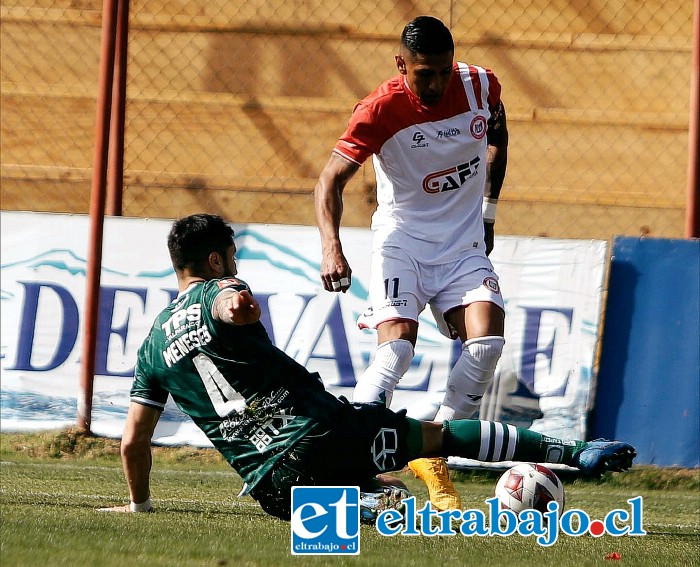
xmin=486 ymin=101 xmax=508 ymax=200
xmin=212 ymin=289 xmax=237 ymax=324
xmin=487 ymin=101 xmax=508 ymax=146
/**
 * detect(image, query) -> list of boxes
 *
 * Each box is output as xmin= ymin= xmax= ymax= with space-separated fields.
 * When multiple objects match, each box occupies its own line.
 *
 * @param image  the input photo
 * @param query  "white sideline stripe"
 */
xmin=1 ymin=488 xmax=259 ymax=509
xmin=0 ymin=460 xmax=235 ymax=477
xmin=655 ymin=523 xmax=700 ymax=530
xmin=1 ymin=460 xmax=258 ymax=508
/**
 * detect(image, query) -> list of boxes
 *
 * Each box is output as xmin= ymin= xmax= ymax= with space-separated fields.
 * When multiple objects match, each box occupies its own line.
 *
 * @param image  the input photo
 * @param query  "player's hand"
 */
xmin=320 ymin=251 xmax=352 ymax=293
xmin=96 ymin=504 xmax=154 ymax=513
xmin=228 ymin=289 xmax=261 ymax=324
xmin=484 ymin=221 xmax=495 ymax=256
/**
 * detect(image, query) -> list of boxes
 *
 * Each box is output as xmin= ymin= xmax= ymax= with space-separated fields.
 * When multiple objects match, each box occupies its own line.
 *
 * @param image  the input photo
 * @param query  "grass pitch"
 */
xmin=1 ymin=429 xmax=698 ymax=567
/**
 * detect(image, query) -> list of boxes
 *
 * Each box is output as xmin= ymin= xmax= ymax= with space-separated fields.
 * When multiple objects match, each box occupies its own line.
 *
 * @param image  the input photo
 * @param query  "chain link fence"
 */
xmin=1 ymin=0 xmax=693 ymax=239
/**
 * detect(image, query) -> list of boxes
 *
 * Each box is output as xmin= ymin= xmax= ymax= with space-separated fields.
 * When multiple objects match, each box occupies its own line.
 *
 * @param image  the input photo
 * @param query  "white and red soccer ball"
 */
xmin=494 ymin=463 xmax=565 ymax=515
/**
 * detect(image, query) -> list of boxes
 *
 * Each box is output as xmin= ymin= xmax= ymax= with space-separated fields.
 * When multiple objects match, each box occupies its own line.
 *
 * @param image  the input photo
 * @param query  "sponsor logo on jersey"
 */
xmin=437 ymin=127 xmax=461 ymax=139
xmin=422 ymin=157 xmax=481 ymax=194
xmin=219 ymin=387 xmax=295 ymax=451
xmin=470 ymin=115 xmax=487 ymax=139
xmin=161 ymin=303 xmax=202 ymax=337
xmin=410 ymin=131 xmax=429 ymax=148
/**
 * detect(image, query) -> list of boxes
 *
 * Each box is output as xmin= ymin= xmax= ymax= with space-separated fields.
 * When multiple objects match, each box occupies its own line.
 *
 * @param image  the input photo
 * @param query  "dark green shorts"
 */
xmin=250 ymin=398 xmax=413 ymax=520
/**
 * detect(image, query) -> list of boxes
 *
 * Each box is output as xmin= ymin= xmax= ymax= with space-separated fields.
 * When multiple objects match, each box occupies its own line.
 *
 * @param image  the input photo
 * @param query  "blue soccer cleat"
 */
xmin=359 ymin=485 xmax=411 ymax=525
xmin=572 ymin=439 xmax=637 ymax=476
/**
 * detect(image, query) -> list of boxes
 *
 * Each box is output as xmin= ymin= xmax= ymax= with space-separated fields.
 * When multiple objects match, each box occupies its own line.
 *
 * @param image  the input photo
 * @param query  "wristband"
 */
xmin=482 ymin=198 xmax=498 ymax=223
xmin=130 ymin=497 xmax=153 ymax=512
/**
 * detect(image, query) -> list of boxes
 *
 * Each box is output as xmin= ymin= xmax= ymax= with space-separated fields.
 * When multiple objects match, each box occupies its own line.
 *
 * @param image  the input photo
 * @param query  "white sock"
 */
xmin=436 ymin=336 xmax=505 ymax=420
xmin=353 ymin=339 xmax=414 ymax=406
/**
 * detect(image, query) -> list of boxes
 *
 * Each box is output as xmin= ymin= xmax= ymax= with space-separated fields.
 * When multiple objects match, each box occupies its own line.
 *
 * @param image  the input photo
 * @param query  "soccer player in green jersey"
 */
xmin=99 ymin=214 xmax=636 ymax=520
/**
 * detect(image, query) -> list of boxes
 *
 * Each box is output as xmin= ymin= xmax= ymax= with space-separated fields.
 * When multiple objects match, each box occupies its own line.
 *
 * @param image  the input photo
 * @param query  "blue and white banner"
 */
xmin=0 ymin=211 xmax=607 ymax=446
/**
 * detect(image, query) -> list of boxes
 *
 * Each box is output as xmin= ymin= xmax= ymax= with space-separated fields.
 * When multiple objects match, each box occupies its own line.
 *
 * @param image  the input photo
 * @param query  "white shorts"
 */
xmin=357 ymin=246 xmax=505 ymax=338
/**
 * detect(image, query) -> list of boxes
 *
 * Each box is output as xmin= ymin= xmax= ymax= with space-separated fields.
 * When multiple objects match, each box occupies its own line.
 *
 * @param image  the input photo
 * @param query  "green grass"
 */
xmin=1 ymin=430 xmax=698 ymax=567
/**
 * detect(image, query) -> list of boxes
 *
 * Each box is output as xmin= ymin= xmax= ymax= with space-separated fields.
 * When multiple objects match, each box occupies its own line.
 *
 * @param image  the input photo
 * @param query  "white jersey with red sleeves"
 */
xmin=334 ymin=62 xmax=500 ymax=265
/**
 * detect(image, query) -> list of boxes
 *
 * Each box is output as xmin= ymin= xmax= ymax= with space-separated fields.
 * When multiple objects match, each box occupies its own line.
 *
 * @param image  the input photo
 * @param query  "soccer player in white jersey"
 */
xmin=314 ymin=16 xmax=509 ymax=510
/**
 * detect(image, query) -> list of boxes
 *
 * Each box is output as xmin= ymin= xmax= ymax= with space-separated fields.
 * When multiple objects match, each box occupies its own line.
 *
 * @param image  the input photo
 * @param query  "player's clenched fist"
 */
xmin=215 ymin=289 xmax=261 ymax=325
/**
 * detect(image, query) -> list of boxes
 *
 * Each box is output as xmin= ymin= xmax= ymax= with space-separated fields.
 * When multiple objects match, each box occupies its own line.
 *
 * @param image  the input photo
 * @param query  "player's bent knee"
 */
xmin=438 ymin=336 xmax=506 ymax=419
xmin=379 ymin=338 xmax=414 ymax=373
xmin=464 ymin=335 xmax=505 ymax=373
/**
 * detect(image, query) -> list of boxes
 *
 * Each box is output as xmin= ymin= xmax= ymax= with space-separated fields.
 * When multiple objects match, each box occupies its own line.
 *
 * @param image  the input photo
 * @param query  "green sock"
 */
xmin=405 ymin=417 xmax=424 ymax=460
xmin=442 ymin=419 xmax=587 ymax=465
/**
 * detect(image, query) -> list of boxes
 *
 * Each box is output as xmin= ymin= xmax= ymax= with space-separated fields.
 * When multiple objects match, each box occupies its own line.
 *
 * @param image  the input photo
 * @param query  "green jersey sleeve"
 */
xmin=131 ymin=331 xmax=169 ymax=410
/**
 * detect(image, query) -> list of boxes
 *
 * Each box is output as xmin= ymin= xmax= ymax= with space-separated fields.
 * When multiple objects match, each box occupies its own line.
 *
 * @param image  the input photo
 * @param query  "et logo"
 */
xmin=290 ymin=487 xmax=360 ymax=555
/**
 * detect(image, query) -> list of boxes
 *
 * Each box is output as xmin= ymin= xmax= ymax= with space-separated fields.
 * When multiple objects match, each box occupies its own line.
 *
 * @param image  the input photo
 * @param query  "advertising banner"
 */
xmin=1 ymin=212 xmax=607 ymax=448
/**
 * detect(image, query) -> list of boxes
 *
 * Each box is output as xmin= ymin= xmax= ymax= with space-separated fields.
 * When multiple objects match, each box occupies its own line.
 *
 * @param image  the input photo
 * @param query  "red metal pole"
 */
xmin=106 ymin=0 xmax=129 ymax=216
xmin=687 ymin=0 xmax=700 ymax=238
xmin=78 ymin=0 xmax=120 ymax=432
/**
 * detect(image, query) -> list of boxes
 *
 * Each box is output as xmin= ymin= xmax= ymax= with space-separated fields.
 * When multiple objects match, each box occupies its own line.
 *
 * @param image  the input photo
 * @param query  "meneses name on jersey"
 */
xmin=160 ymin=302 xmax=213 ymax=367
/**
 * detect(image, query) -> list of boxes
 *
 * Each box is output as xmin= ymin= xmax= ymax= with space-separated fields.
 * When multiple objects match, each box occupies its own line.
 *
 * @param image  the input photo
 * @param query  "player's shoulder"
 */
xmin=456 ymin=61 xmax=497 ymax=76
xmin=208 ymin=277 xmax=251 ymax=295
xmin=213 ymin=277 xmax=247 ymax=289
xmin=455 ymin=61 xmax=502 ymax=107
xmin=356 ymin=75 xmax=407 ymax=112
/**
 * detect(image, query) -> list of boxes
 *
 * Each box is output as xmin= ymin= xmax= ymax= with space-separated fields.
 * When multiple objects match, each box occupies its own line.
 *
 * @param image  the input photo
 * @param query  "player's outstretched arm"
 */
xmin=97 ymin=402 xmax=161 ymax=513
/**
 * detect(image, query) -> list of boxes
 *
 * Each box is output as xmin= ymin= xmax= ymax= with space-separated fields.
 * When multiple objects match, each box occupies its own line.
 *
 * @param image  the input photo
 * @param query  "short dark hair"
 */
xmin=401 ymin=16 xmax=454 ymax=56
xmin=167 ymin=214 xmax=234 ymax=271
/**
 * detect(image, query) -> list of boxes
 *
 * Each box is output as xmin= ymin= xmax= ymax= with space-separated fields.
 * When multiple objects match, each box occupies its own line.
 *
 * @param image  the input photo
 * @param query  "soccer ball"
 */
xmin=494 ymin=463 xmax=565 ymax=516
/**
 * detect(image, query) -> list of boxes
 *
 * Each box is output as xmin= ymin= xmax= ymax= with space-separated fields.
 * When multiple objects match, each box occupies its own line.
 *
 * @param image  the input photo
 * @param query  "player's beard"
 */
xmin=221 ymin=261 xmax=237 ymax=278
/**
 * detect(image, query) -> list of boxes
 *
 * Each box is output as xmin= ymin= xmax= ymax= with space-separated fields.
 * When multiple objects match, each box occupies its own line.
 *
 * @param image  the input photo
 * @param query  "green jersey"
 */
xmin=131 ymin=277 xmax=342 ymax=491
